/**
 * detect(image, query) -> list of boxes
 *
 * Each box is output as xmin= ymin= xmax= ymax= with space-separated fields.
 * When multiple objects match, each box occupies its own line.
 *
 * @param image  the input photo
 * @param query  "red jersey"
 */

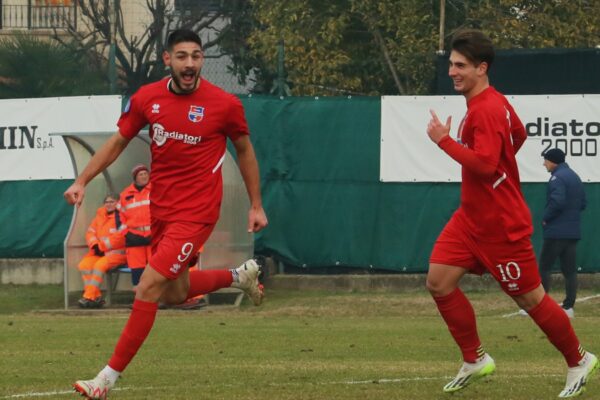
xmin=117 ymin=78 xmax=249 ymax=223
xmin=438 ymin=86 xmax=532 ymax=242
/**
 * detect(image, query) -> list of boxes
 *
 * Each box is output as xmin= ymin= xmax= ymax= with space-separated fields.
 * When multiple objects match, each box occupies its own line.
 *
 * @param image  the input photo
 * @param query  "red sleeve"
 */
xmin=438 ymin=136 xmax=496 ymax=177
xmin=508 ymin=106 xmax=526 ymax=153
xmin=117 ymin=92 xmax=148 ymax=139
xmin=511 ymin=124 xmax=527 ymax=153
xmin=470 ymin=111 xmax=503 ymax=167
xmin=224 ymin=95 xmax=249 ymax=141
xmin=438 ymin=111 xmax=503 ymax=177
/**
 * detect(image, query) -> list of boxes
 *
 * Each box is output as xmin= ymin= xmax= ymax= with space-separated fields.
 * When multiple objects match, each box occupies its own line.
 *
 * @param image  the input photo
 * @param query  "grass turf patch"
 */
xmin=0 ymin=286 xmax=599 ymax=399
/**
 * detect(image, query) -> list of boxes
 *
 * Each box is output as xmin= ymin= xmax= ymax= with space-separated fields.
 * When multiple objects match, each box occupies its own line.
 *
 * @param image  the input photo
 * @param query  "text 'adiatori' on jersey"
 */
xmin=152 ymin=123 xmax=201 ymax=147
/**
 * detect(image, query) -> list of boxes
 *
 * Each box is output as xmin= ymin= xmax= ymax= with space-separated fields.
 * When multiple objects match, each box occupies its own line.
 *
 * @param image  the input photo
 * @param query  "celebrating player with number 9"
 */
xmin=65 ymin=29 xmax=268 ymax=399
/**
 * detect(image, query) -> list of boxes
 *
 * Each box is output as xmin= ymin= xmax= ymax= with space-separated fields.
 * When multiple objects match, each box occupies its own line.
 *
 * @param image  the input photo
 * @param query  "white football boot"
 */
xmin=562 ymin=307 xmax=575 ymax=319
xmin=443 ymin=353 xmax=496 ymax=393
xmin=558 ymin=351 xmax=599 ymax=398
xmin=231 ymin=259 xmax=264 ymax=306
xmin=73 ymin=373 xmax=114 ymax=400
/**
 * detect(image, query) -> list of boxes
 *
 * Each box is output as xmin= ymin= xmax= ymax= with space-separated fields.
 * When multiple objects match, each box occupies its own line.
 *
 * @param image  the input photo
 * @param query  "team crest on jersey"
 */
xmin=188 ymin=105 xmax=204 ymax=123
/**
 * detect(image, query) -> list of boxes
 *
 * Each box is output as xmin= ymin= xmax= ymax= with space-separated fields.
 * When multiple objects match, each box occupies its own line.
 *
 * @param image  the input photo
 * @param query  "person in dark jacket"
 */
xmin=540 ymin=148 xmax=586 ymax=318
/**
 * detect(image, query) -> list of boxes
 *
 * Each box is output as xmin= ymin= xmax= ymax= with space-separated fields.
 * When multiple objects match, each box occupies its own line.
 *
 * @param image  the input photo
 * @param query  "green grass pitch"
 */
xmin=1 ymin=284 xmax=599 ymax=399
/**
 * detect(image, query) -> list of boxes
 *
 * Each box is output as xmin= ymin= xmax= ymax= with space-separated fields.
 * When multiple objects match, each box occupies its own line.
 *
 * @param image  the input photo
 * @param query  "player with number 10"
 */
xmin=425 ymin=29 xmax=597 ymax=398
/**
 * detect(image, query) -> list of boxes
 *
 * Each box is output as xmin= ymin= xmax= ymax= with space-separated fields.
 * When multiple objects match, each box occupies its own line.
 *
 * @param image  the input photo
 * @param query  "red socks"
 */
xmin=106 ymin=271 xmax=234 ymax=373
xmin=527 ymin=294 xmax=584 ymax=367
xmin=433 ymin=288 xmax=483 ymax=363
xmin=108 ymin=299 xmax=158 ymax=372
xmin=106 ymin=271 xmax=233 ymax=372
xmin=434 ymin=290 xmax=584 ymax=367
xmin=186 ymin=269 xmax=233 ymax=300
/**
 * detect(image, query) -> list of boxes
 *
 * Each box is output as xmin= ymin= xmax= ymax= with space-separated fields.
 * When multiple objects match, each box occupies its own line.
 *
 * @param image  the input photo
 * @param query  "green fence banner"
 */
xmin=1 ymin=96 xmax=598 ymax=273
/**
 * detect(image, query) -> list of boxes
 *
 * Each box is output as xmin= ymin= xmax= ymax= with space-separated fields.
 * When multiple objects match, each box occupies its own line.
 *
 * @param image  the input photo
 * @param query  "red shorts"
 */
xmin=430 ymin=214 xmax=541 ymax=295
xmin=150 ymin=219 xmax=215 ymax=280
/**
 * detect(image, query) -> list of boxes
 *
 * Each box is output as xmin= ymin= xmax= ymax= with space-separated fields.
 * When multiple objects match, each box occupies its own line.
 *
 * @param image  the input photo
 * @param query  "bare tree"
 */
xmin=53 ymin=0 xmax=244 ymax=93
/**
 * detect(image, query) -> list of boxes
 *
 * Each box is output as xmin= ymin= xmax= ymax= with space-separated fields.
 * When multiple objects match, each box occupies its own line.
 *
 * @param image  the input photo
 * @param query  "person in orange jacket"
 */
xmin=78 ymin=193 xmax=126 ymax=308
xmin=119 ymin=164 xmax=151 ymax=289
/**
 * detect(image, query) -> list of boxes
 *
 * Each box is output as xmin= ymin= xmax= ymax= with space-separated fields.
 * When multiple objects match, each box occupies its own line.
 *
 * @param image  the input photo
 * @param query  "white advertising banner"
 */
xmin=0 ymin=96 xmax=121 ymax=181
xmin=381 ymin=94 xmax=600 ymax=182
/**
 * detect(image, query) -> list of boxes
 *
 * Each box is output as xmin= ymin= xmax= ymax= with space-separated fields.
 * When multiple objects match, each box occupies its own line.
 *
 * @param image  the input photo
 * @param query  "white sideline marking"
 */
xmin=576 ymin=294 xmax=600 ymax=302
xmin=276 ymin=373 xmax=561 ymax=387
xmin=1 ymin=391 xmax=73 ymax=399
xmin=1 ymin=387 xmax=129 ymax=399
xmin=3 ymin=373 xmax=565 ymax=398
xmin=502 ymin=293 xmax=600 ymax=318
xmin=340 ymin=376 xmax=446 ymax=385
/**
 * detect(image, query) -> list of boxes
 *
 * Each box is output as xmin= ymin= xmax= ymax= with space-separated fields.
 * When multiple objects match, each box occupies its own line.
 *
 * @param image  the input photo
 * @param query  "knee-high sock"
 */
xmin=108 ymin=299 xmax=158 ymax=372
xmin=527 ymin=294 xmax=584 ymax=367
xmin=433 ymin=288 xmax=483 ymax=363
xmin=186 ymin=269 xmax=233 ymax=300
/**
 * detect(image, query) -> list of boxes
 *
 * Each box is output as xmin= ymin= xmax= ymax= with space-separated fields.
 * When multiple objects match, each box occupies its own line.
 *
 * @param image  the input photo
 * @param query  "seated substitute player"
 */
xmin=77 ymin=193 xmax=126 ymax=308
xmin=425 ymin=29 xmax=597 ymax=398
xmin=64 ymin=29 xmax=268 ymax=399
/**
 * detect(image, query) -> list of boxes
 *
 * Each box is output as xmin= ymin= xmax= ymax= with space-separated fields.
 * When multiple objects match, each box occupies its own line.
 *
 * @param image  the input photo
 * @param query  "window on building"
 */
xmin=1 ymin=0 xmax=75 ymax=30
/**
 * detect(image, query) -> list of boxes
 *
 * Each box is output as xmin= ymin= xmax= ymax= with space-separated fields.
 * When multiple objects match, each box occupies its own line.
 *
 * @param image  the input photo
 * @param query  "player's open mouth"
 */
xmin=181 ymin=71 xmax=196 ymax=84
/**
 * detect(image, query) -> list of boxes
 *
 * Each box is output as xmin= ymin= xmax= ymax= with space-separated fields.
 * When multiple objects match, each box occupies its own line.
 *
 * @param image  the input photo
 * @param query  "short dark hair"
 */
xmin=166 ymin=29 xmax=202 ymax=51
xmin=451 ymin=29 xmax=495 ymax=70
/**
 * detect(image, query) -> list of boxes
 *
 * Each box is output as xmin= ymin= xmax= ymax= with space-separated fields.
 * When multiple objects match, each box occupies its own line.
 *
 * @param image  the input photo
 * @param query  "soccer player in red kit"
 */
xmin=426 ymin=29 xmax=597 ymax=398
xmin=64 ymin=29 xmax=268 ymax=399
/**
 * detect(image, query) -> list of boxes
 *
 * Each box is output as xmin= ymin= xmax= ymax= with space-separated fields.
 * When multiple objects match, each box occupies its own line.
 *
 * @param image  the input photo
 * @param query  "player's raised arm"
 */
xmin=427 ymin=109 xmax=500 ymax=178
xmin=231 ymin=135 xmax=268 ymax=233
xmin=63 ymin=132 xmax=130 ymax=206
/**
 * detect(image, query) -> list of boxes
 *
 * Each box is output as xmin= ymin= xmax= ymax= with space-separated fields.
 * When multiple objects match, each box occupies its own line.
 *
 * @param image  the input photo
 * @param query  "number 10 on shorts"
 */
xmin=495 ymin=261 xmax=522 ymax=282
